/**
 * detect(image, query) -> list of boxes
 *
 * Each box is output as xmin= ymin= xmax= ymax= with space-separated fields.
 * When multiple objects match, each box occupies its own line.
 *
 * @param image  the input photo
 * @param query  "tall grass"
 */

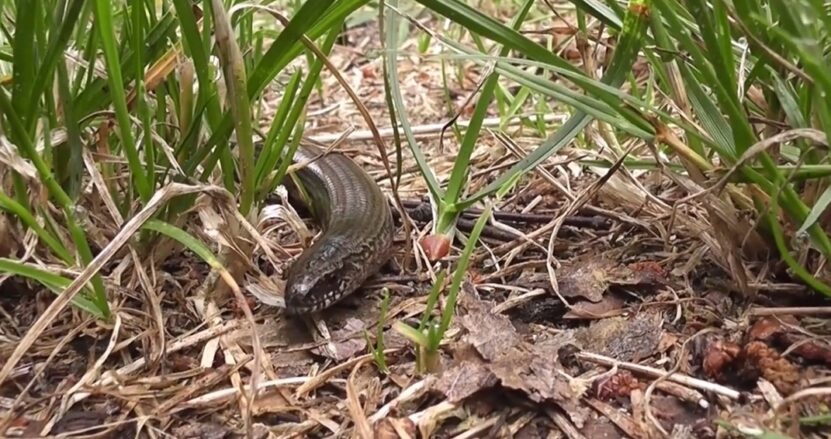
xmin=0 ymin=0 xmax=828 ymax=351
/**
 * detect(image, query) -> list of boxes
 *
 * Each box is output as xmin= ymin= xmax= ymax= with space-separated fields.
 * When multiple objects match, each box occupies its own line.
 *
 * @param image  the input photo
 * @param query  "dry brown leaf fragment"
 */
xmin=556 ymin=255 xmax=666 ymax=303
xmin=563 ymin=294 xmax=626 ymax=320
xmin=434 ymin=360 xmax=498 ymax=403
xmin=250 ymin=390 xmax=291 ymax=416
xmin=556 ymin=255 xmax=618 ymax=302
xmin=436 ymin=292 xmax=587 ymax=424
xmin=594 ymin=370 xmax=644 ymax=400
xmin=0 ymin=213 xmax=18 ymax=258
xmin=458 ymin=302 xmax=523 ymax=362
xmin=579 ymin=416 xmax=628 ymax=439
xmin=573 ymin=311 xmax=664 ymax=363
xmin=374 ymin=417 xmax=416 ymax=439
xmin=171 ymin=421 xmax=233 ymax=439
xmin=310 ymin=318 xmax=367 ymax=361
xmin=747 ymin=316 xmax=789 ymax=341
xmin=749 ymin=316 xmax=831 ymax=366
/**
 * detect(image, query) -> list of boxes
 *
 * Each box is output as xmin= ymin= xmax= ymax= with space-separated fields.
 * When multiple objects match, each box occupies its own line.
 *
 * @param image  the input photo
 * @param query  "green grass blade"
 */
xmin=93 ymin=0 xmax=151 ymax=202
xmin=0 ymin=191 xmax=73 ymax=263
xmin=460 ymin=0 xmax=653 ymax=208
xmin=11 ymin=0 xmax=38 ymax=130
xmin=142 ymin=219 xmax=222 ymax=268
xmin=383 ymin=0 xmax=443 ymax=201
xmin=23 ymin=0 xmax=85 ymax=134
xmin=441 ymin=0 xmax=535 ymax=218
xmin=0 ymin=258 xmax=105 ymax=318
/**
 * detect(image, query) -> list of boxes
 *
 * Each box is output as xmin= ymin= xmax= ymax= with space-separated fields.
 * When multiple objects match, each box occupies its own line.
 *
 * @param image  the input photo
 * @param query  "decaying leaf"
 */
xmin=171 ymin=421 xmax=232 ymax=439
xmin=563 ymin=294 xmax=626 ymax=320
xmin=432 ymin=287 xmax=588 ymax=425
xmin=311 ymin=317 xmax=367 ymax=361
xmin=572 ymin=311 xmax=664 ymax=363
xmin=528 ymin=254 xmax=667 ymax=303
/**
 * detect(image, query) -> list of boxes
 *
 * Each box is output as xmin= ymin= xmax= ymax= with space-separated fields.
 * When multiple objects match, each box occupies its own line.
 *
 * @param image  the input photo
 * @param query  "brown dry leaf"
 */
xmin=594 ymin=370 xmax=644 ymax=400
xmin=573 ymin=311 xmax=664 ymax=363
xmin=250 ymin=390 xmax=291 ymax=416
xmin=433 ymin=288 xmax=587 ymax=425
xmin=563 ymin=294 xmax=626 ymax=320
xmin=374 ymin=417 xmax=417 ymax=439
xmin=435 ymin=359 xmax=499 ymax=402
xmin=171 ymin=421 xmax=233 ymax=439
xmin=557 ymin=255 xmax=666 ymax=302
xmin=747 ymin=316 xmax=789 ymax=341
xmin=579 ymin=416 xmax=628 ymax=439
xmin=311 ymin=318 xmax=367 ymax=361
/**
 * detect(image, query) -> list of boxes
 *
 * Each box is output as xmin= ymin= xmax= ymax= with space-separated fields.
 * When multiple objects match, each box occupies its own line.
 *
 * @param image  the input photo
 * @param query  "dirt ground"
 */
xmin=2 ymin=6 xmax=831 ymax=439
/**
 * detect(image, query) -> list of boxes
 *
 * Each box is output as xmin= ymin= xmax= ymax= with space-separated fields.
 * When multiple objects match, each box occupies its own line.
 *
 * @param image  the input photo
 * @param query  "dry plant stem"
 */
xmin=294 ymin=348 xmax=402 ymax=397
xmin=367 ymin=379 xmax=429 ymax=424
xmin=308 ymin=113 xmax=568 ymax=144
xmin=584 ymin=397 xmax=646 ymax=439
xmin=129 ymin=246 xmax=165 ymax=372
xmin=0 ymin=317 xmax=93 ymax=434
xmin=410 ymin=401 xmax=459 ymax=436
xmin=157 ymin=362 xmax=248 ymax=415
xmin=489 ymin=288 xmax=547 ymax=314
xmin=547 ymin=144 xmax=634 ymax=311
xmin=576 ymin=351 xmax=742 ymax=400
xmin=115 ymin=318 xmax=241 ymax=381
xmin=450 ymin=412 xmax=503 ymax=439
xmin=178 ymin=376 xmax=318 ymax=409
xmin=774 ymin=386 xmax=831 ymax=414
xmin=41 ymin=313 xmax=123 ymax=435
xmin=545 ymin=406 xmax=586 ymax=439
xmin=750 ymin=306 xmax=831 ymax=316
xmin=346 ymin=358 xmax=374 ymax=439
xmin=0 ymin=183 xmax=234 ymax=387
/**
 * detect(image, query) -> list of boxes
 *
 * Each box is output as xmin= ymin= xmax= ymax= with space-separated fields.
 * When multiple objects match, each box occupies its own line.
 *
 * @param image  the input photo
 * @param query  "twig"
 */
xmin=306 ymin=113 xmax=568 ymax=144
xmin=576 ymin=351 xmax=743 ymax=400
xmin=177 ymin=377 xmax=317 ymax=411
xmin=367 ymin=379 xmax=429 ymax=424
xmin=750 ymin=306 xmax=831 ymax=316
xmin=0 ymin=183 xmax=233 ymax=387
xmin=346 ymin=357 xmax=374 ymax=439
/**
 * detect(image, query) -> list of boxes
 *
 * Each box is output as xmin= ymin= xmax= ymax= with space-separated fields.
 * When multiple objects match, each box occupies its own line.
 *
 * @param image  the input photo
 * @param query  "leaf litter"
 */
xmin=2 ymin=5 xmax=831 ymax=439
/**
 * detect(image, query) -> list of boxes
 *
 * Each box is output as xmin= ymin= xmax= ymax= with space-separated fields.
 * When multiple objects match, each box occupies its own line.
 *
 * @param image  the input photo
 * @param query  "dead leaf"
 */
xmin=251 ymin=390 xmax=291 ymax=416
xmin=171 ymin=422 xmax=232 ymax=439
xmin=573 ymin=311 xmax=664 ymax=363
xmin=432 ymin=290 xmax=589 ymax=426
xmin=701 ymin=340 xmax=741 ymax=379
xmin=553 ymin=255 xmax=666 ymax=303
xmin=748 ymin=316 xmax=831 ymax=366
xmin=563 ymin=294 xmax=626 ymax=320
xmin=594 ymin=371 xmax=643 ymax=400
xmin=434 ymin=360 xmax=498 ymax=402
xmin=311 ymin=318 xmax=367 ymax=361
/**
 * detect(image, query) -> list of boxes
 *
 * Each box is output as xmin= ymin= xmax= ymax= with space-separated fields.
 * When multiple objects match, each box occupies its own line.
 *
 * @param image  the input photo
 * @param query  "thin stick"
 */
xmin=576 ymin=351 xmax=743 ymax=400
xmin=306 ymin=113 xmax=568 ymax=144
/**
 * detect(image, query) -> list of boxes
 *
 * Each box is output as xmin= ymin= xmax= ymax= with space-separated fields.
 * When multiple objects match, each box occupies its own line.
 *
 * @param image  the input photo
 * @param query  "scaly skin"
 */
xmin=282 ymin=144 xmax=395 ymax=315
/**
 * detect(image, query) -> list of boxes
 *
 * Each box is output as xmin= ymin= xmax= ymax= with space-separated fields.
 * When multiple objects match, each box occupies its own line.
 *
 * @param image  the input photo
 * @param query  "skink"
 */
xmin=282 ymin=144 xmax=395 ymax=315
